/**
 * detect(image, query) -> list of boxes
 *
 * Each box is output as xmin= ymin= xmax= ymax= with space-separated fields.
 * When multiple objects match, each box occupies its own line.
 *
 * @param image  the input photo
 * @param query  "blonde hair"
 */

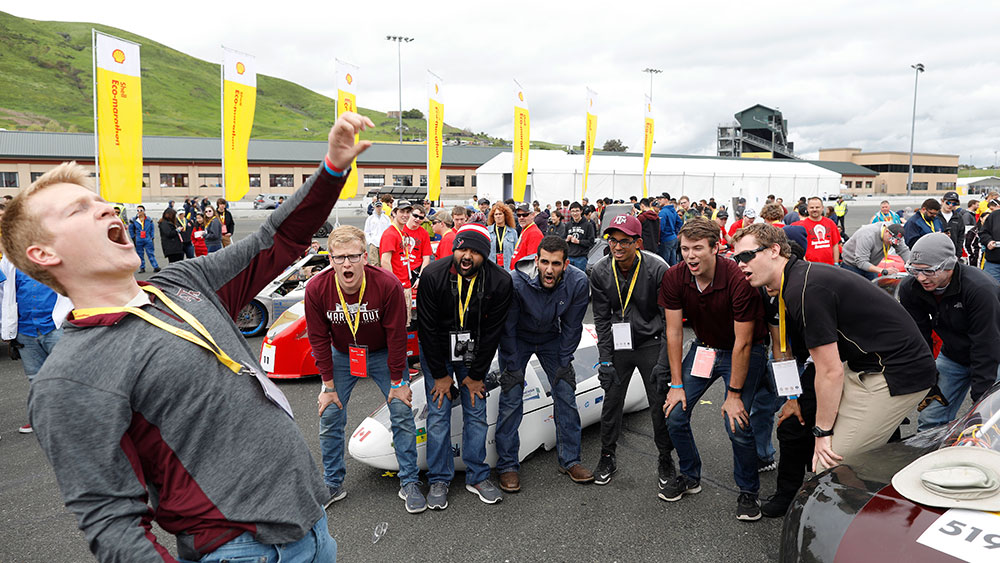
xmin=1 ymin=161 xmax=94 ymax=294
xmin=326 ymin=225 xmax=366 ymax=252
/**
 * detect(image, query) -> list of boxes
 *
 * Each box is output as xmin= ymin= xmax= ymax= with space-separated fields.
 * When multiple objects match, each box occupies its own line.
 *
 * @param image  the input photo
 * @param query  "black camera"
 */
xmin=454 ymin=338 xmax=476 ymax=368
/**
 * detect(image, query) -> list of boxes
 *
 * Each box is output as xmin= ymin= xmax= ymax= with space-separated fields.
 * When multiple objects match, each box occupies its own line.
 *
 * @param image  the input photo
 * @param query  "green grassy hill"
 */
xmin=0 ymin=11 xmax=501 ymax=144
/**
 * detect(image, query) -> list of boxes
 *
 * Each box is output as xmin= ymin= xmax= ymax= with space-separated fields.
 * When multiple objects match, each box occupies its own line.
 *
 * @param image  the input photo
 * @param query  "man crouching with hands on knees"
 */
xmin=731 ymin=223 xmax=935 ymax=474
xmin=3 ymin=112 xmax=374 ymax=562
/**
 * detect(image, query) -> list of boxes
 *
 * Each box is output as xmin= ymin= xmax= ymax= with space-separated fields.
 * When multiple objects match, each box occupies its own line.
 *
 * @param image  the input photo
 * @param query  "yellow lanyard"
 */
xmin=612 ymin=251 xmax=642 ymax=318
xmin=778 ymin=270 xmax=787 ymax=353
xmin=73 ymin=285 xmax=243 ymax=373
xmin=496 ymin=226 xmax=506 ymax=253
xmin=881 ymin=225 xmax=890 ymax=262
xmin=335 ymin=274 xmax=367 ymax=344
xmin=393 ymin=224 xmax=410 ymax=263
xmin=922 ymin=213 xmax=937 ymax=232
xmin=516 ymin=223 xmax=536 ymax=249
xmin=457 ymin=274 xmax=477 ymax=329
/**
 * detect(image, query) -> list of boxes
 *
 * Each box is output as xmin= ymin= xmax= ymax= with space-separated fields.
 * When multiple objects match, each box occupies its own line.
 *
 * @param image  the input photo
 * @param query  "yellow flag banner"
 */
xmin=94 ymin=31 xmax=143 ymax=203
xmin=513 ymin=80 xmax=530 ymax=202
xmin=222 ymin=48 xmax=256 ymax=202
xmin=427 ymin=70 xmax=445 ymax=202
xmin=643 ymin=94 xmax=654 ymax=198
xmin=582 ymin=88 xmax=598 ymax=198
xmin=336 ymin=59 xmax=360 ymax=198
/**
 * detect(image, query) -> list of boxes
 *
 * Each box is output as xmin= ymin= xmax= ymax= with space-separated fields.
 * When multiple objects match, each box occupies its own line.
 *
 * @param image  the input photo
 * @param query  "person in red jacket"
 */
xmin=510 ymin=203 xmax=544 ymax=266
xmin=792 ymin=197 xmax=841 ymax=264
xmin=305 ymin=225 xmax=423 ymax=514
xmin=191 ymin=212 xmax=208 ymax=256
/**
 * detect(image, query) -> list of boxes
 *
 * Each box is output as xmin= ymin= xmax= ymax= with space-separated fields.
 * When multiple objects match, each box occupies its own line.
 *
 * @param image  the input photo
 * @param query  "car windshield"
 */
xmin=937 ymin=383 xmax=1000 ymax=453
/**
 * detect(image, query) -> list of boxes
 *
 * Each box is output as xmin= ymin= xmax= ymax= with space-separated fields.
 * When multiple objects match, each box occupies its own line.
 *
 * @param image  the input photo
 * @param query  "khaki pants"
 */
xmin=367 ymin=243 xmax=380 ymax=265
xmin=222 ymin=233 xmax=232 ymax=247
xmin=817 ymin=365 xmax=927 ymax=471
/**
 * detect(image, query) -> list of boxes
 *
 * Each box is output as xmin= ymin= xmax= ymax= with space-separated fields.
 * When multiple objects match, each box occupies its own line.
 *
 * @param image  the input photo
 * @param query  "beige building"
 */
xmin=818 ymin=148 xmax=958 ymax=195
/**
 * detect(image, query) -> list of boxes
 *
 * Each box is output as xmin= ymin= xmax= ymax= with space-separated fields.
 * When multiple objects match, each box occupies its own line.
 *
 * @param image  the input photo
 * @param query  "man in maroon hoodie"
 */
xmin=305 ymin=225 xmax=423 ymax=514
xmin=637 ymin=198 xmax=660 ymax=255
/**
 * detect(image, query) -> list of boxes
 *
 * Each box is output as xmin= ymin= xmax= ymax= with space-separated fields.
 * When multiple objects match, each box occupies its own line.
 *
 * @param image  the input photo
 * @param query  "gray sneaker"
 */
xmin=427 ymin=482 xmax=449 ymax=510
xmin=398 ymin=482 xmax=427 ymax=514
xmin=466 ymin=479 xmax=503 ymax=504
xmin=323 ymin=485 xmax=347 ymax=509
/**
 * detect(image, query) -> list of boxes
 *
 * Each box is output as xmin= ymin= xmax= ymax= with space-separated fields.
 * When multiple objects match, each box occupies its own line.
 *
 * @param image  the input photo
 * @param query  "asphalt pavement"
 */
xmin=0 ymin=200 xmax=901 ymax=562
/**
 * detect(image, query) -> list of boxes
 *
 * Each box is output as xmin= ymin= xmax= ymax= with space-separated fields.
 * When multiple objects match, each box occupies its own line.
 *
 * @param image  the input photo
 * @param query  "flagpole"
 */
xmin=220 ymin=46 xmax=226 ymax=198
xmin=91 ymin=29 xmax=100 ymax=193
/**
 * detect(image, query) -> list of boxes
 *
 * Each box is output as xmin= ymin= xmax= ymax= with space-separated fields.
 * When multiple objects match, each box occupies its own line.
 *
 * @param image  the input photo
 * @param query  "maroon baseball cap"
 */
xmin=603 ymin=214 xmax=642 ymax=238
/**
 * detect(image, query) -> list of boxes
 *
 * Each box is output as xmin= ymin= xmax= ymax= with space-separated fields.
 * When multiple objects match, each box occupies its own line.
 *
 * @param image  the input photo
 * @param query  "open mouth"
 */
xmin=342 ymin=270 xmax=355 ymax=281
xmin=686 ymin=261 xmax=700 ymax=272
xmin=108 ymin=222 xmax=131 ymax=247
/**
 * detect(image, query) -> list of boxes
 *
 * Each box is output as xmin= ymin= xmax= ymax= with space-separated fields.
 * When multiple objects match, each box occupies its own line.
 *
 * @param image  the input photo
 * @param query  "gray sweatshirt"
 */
xmin=29 ymin=165 xmax=344 ymax=562
xmin=842 ymin=223 xmax=911 ymax=272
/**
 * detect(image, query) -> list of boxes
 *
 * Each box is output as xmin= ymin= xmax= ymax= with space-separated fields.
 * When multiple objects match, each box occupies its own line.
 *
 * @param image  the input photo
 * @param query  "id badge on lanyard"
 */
xmin=349 ymin=345 xmax=368 ymax=377
xmin=691 ymin=346 xmax=716 ymax=378
xmin=772 ymin=359 xmax=803 ymax=397
xmin=140 ymin=230 xmax=147 ymax=239
xmin=611 ymin=323 xmax=632 ymax=351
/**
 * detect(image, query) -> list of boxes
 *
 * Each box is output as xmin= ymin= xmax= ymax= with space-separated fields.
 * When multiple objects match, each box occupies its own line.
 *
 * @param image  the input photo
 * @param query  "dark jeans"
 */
xmin=568 ymin=256 xmax=588 ymax=272
xmin=839 ymin=261 xmax=877 ymax=281
xmin=183 ymin=242 xmax=195 ymax=259
xmin=772 ymin=363 xmax=817 ymax=503
xmin=166 ymin=253 xmax=184 ymax=263
xmin=666 ymin=342 xmax=767 ymax=494
xmin=599 ymin=340 xmax=674 ymax=461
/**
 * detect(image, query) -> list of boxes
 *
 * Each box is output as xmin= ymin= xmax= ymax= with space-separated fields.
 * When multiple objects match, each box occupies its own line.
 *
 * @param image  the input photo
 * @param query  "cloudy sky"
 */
xmin=10 ymin=1 xmax=1000 ymax=164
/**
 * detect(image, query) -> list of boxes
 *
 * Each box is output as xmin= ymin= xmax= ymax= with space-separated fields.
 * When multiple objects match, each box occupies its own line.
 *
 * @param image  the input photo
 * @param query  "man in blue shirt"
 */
xmin=128 ymin=205 xmax=160 ymax=273
xmin=0 ymin=258 xmax=71 ymax=433
xmin=903 ymin=198 xmax=946 ymax=248
xmin=658 ymin=193 xmax=682 ymax=266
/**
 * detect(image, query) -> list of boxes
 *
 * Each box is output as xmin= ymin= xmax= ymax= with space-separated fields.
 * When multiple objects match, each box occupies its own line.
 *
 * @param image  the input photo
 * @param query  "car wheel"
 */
xmin=237 ymin=300 xmax=268 ymax=337
xmin=314 ymin=223 xmax=331 ymax=238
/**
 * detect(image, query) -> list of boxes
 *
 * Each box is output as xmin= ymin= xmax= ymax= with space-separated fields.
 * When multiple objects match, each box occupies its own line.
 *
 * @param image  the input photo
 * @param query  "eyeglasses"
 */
xmin=607 ymin=237 xmax=635 ymax=247
xmin=733 ymin=246 xmax=767 ymax=264
xmin=411 ymin=214 xmax=425 ymax=220
xmin=906 ymin=264 xmax=944 ymax=277
xmin=331 ymin=253 xmax=364 ymax=264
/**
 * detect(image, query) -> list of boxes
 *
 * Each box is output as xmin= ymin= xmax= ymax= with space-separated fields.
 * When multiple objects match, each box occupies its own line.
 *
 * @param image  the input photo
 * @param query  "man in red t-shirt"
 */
xmin=306 ymin=226 xmax=424 ymax=513
xmin=792 ymin=197 xmax=841 ymax=264
xmin=727 ymin=207 xmax=756 ymax=238
xmin=432 ymin=209 xmax=456 ymax=260
xmin=511 ymin=203 xmax=544 ymax=266
xmin=381 ymin=200 xmax=432 ymax=322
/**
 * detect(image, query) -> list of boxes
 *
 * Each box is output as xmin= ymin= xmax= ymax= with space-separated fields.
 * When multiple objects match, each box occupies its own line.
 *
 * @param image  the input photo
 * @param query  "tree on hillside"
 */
xmin=402 ymin=109 xmax=424 ymax=119
xmin=602 ymin=139 xmax=627 ymax=152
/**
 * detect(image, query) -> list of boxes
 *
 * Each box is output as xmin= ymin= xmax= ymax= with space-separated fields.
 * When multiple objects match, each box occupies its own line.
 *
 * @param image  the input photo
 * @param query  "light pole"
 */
xmin=386 ymin=35 xmax=414 ymax=144
xmin=641 ymin=67 xmax=662 ymax=101
xmin=906 ymin=63 xmax=925 ymax=195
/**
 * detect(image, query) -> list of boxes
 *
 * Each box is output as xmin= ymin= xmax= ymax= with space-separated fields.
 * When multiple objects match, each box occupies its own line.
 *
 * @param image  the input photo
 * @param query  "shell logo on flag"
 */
xmin=434 ymin=83 xmax=439 ymax=94
xmin=648 ymin=103 xmax=652 ymax=112
xmin=346 ymin=73 xmax=353 ymax=85
xmin=112 ymin=49 xmax=125 ymax=64
xmin=518 ymin=91 xmax=524 ymax=102
xmin=236 ymin=62 xmax=245 ymax=75
xmin=589 ymin=99 xmax=593 ymax=108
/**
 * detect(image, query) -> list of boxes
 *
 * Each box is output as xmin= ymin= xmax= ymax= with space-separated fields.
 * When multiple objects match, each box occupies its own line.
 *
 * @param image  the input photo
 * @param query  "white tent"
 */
xmin=476 ymin=151 xmax=843 ymax=208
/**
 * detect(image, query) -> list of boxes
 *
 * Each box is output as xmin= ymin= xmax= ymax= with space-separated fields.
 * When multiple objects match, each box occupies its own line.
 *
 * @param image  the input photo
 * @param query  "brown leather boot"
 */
xmin=559 ymin=464 xmax=595 ymax=484
xmin=498 ymin=471 xmax=520 ymax=492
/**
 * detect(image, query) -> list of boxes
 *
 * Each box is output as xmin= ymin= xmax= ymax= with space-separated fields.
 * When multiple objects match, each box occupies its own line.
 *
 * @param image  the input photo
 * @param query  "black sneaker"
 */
xmin=736 ymin=492 xmax=762 ymax=521
xmin=594 ymin=454 xmax=616 ymax=486
xmin=761 ymin=495 xmax=792 ymax=518
xmin=657 ymin=456 xmax=676 ymax=487
xmin=658 ymin=474 xmax=701 ymax=502
xmin=153 ymin=267 xmax=161 ymax=273
xmin=758 ymin=458 xmax=777 ymax=473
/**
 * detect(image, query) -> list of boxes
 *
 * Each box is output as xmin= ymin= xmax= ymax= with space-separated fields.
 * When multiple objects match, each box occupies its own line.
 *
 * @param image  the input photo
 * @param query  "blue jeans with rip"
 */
xmin=917 ymin=353 xmax=1000 ymax=431
xmin=496 ymin=338 xmax=582 ymax=473
xmin=319 ymin=347 xmax=419 ymax=489
xmin=666 ymin=342 xmax=767 ymax=494
xmin=178 ymin=513 xmax=336 ymax=563
xmin=421 ymin=349 xmax=490 ymax=485
xmin=18 ymin=328 xmax=62 ymax=382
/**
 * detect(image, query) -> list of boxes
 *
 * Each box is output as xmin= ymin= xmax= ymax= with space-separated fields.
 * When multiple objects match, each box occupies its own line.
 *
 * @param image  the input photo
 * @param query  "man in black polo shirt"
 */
xmin=660 ymin=218 xmax=769 ymax=521
xmin=898 ymin=233 xmax=1000 ymax=431
xmin=733 ymin=223 xmax=935 ymax=474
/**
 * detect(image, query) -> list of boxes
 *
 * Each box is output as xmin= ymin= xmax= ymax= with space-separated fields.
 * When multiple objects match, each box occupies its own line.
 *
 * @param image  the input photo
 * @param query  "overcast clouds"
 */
xmin=9 ymin=1 xmax=1000 ymax=164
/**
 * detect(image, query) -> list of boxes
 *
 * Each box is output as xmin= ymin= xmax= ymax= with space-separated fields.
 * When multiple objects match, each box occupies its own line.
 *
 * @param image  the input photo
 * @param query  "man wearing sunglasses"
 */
xmin=731 ymin=224 xmax=934 ymax=477
xmin=840 ymin=222 xmax=910 ymax=280
xmin=305 ymin=226 xmax=423 ymax=514
xmin=939 ymin=191 xmax=968 ymax=261
xmin=510 ymin=204 xmax=544 ymax=267
xmin=660 ymin=218 xmax=769 ymax=521
xmin=898 ymin=232 xmax=1000 ymax=432
xmin=589 ymin=214 xmax=675 ymax=490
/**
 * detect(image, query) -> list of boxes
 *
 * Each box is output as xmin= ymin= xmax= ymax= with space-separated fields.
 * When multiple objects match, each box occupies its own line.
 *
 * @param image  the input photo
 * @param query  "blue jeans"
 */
xmin=206 ymin=242 xmax=223 ymax=253
xmin=18 ymin=328 xmax=62 ymax=382
xmin=840 ymin=261 xmax=877 ymax=281
xmin=319 ymin=348 xmax=419 ymax=488
xmin=917 ymin=353 xmax=1000 ymax=431
xmin=984 ymin=261 xmax=1000 ymax=285
xmin=749 ymin=358 xmax=780 ymax=464
xmin=659 ymin=238 xmax=679 ymax=266
xmin=183 ymin=242 xmax=196 ymax=259
xmin=496 ymin=338 xmax=582 ymax=473
xmin=135 ymin=239 xmax=159 ymax=269
xmin=178 ymin=513 xmax=336 ymax=563
xmin=568 ymin=256 xmax=588 ymax=271
xmin=421 ymin=350 xmax=490 ymax=485
xmin=666 ymin=342 xmax=767 ymax=494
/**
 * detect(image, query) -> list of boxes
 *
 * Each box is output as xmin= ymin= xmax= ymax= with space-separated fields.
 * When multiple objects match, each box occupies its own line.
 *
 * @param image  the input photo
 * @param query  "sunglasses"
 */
xmin=733 ymin=246 xmax=767 ymax=264
xmin=516 ymin=213 xmax=529 ymax=218
xmin=411 ymin=214 xmax=425 ymax=220
xmin=331 ymin=253 xmax=363 ymax=264
xmin=944 ymin=200 xmax=959 ymax=206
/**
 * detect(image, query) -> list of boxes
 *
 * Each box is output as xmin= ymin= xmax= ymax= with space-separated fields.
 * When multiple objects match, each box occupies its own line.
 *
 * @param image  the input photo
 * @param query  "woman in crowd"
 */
xmin=192 ymin=212 xmax=208 ymax=256
xmin=203 ymin=206 xmax=223 ymax=253
xmin=487 ymin=201 xmax=518 ymax=270
xmin=157 ymin=208 xmax=185 ymax=263
xmin=548 ymin=209 xmax=567 ymax=239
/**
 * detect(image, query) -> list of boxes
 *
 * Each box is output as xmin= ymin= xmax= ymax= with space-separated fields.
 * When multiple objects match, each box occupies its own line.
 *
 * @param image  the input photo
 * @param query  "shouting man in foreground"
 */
xmin=2 ymin=112 xmax=375 ymax=562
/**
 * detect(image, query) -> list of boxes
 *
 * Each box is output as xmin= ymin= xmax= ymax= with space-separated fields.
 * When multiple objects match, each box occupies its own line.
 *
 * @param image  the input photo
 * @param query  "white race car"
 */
xmin=236 ymin=252 xmax=331 ymax=336
xmin=348 ymin=324 xmax=650 ymax=471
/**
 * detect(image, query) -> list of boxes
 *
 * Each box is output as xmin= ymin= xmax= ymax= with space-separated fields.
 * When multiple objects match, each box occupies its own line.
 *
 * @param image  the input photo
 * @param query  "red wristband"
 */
xmin=324 ymin=155 xmax=345 ymax=174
